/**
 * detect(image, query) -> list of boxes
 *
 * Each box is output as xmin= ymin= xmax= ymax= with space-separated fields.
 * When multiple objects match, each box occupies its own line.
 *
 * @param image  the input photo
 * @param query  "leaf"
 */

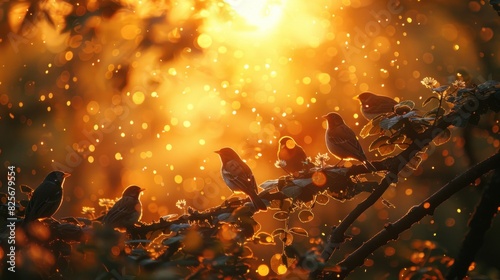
xmin=292 ymin=178 xmax=312 ymax=187
xmin=260 ymin=179 xmax=279 ymax=190
xmin=315 ymin=193 xmax=329 ymax=205
xmin=161 ymin=214 xmax=178 ymax=221
xmin=212 ymin=255 xmax=230 ymax=266
xmin=380 ymin=116 xmax=403 ymax=130
xmin=424 ymin=106 xmax=445 ymax=118
xmin=20 ymin=185 xmax=33 ymax=194
xmin=422 ymin=96 xmax=440 ymax=107
xmin=281 ymin=185 xmax=303 ymax=199
xmin=360 ymin=121 xmax=373 ymax=139
xmin=273 ymin=211 xmax=290 ymax=221
xmin=163 ymin=235 xmax=184 ymax=246
xmin=432 ymin=84 xmax=450 ymax=93
xmin=397 ymin=100 xmax=415 ymax=109
xmin=433 ymin=128 xmax=451 ymax=146
xmin=324 ymin=167 xmax=347 ymax=176
xmin=378 ymin=144 xmax=397 ymax=156
xmin=271 ymin=228 xmax=286 ymax=237
xmin=407 ymin=155 xmax=423 ymax=170
xmin=298 ymin=209 xmax=314 ymax=223
xmin=149 ymin=233 xmax=172 ymax=247
xmin=169 ymin=223 xmax=190 ymax=232
xmin=389 ymin=133 xmax=406 ymax=144
xmin=217 ymin=213 xmax=231 ymax=221
xmin=369 ymin=135 xmax=391 ymax=151
xmin=254 ymin=232 xmax=275 ymax=245
xmin=289 ymin=227 xmax=309 ymax=237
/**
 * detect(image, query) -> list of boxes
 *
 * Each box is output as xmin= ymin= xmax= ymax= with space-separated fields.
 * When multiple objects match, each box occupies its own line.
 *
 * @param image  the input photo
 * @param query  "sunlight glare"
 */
xmin=225 ymin=0 xmax=285 ymax=30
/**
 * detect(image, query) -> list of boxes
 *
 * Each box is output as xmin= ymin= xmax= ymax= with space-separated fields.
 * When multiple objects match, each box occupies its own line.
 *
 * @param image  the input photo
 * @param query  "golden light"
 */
xmin=224 ymin=0 xmax=285 ymax=31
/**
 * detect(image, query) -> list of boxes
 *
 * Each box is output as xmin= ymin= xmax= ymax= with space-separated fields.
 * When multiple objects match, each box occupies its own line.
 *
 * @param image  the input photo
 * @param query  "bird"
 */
xmin=215 ymin=147 xmax=267 ymax=211
xmin=323 ymin=112 xmax=376 ymax=171
xmin=354 ymin=92 xmax=398 ymax=120
xmin=102 ymin=185 xmax=145 ymax=229
xmin=277 ymin=136 xmax=314 ymax=176
xmin=23 ymin=171 xmax=70 ymax=224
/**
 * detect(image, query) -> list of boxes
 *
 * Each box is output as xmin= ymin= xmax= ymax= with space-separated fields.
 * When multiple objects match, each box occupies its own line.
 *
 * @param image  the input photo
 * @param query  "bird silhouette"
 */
xmin=277 ymin=136 xmax=314 ymax=176
xmin=23 ymin=171 xmax=70 ymax=224
xmin=215 ymin=147 xmax=267 ymax=211
xmin=354 ymin=92 xmax=398 ymax=120
xmin=102 ymin=185 xmax=144 ymax=229
xmin=323 ymin=112 xmax=376 ymax=171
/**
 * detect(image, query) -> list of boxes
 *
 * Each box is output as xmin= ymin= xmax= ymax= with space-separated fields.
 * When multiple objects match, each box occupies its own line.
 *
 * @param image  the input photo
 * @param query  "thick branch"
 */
xmin=446 ymin=153 xmax=500 ymax=280
xmin=331 ymin=152 xmax=500 ymax=279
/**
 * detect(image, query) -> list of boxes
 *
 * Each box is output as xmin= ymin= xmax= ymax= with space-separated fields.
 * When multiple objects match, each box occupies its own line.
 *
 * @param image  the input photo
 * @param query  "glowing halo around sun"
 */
xmin=224 ymin=0 xmax=285 ymax=31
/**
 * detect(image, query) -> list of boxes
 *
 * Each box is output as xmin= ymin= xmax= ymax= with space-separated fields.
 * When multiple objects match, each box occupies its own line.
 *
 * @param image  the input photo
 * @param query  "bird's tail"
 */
xmin=248 ymin=192 xmax=267 ymax=211
xmin=363 ymin=160 xmax=377 ymax=172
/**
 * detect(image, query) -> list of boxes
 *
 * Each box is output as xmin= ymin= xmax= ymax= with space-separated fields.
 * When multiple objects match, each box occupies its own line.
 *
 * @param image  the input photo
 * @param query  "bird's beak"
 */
xmin=140 ymin=188 xmax=146 ymax=192
xmin=63 ymin=172 xmax=71 ymax=178
xmin=214 ymin=150 xmax=220 ymax=154
xmin=322 ymin=115 xmax=327 ymax=119
xmin=352 ymin=95 xmax=360 ymax=100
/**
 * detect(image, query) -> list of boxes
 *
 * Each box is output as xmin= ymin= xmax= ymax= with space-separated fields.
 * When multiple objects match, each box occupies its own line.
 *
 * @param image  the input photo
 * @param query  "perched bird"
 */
xmin=277 ymin=136 xmax=314 ymax=176
xmin=354 ymin=92 xmax=398 ymax=120
xmin=215 ymin=147 xmax=267 ymax=211
xmin=323 ymin=112 xmax=376 ymax=171
xmin=102 ymin=185 xmax=144 ymax=229
xmin=23 ymin=171 xmax=70 ymax=224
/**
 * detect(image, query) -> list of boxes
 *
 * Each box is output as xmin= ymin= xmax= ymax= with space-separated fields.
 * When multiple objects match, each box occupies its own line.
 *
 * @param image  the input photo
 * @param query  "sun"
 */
xmin=224 ymin=0 xmax=285 ymax=31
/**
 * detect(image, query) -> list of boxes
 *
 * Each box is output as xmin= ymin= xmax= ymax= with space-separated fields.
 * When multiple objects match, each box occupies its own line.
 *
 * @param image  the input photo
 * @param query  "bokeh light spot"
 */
xmin=197 ymin=33 xmax=213 ymax=49
xmin=257 ymin=264 xmax=270 ymax=276
xmin=132 ymin=91 xmax=145 ymax=105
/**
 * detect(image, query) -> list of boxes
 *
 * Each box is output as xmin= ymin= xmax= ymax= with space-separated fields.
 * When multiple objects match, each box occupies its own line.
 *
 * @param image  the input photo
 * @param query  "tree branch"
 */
xmin=329 ymin=152 xmax=500 ymax=279
xmin=446 ymin=152 xmax=500 ymax=280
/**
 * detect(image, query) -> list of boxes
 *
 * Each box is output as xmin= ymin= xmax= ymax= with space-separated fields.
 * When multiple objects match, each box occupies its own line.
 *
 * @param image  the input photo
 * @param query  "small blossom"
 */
xmin=81 ymin=206 xmax=95 ymax=215
xmin=421 ymin=77 xmax=438 ymax=89
xmin=98 ymin=198 xmax=115 ymax=209
xmin=314 ymin=153 xmax=330 ymax=168
xmin=452 ymin=80 xmax=466 ymax=88
xmin=303 ymin=157 xmax=314 ymax=166
xmin=274 ymin=159 xmax=287 ymax=168
xmin=176 ymin=199 xmax=187 ymax=210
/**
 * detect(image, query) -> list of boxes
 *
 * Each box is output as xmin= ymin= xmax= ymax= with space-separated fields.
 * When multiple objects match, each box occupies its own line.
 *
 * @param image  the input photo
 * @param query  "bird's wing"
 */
xmin=364 ymin=97 xmax=397 ymax=113
xmin=224 ymin=160 xmax=257 ymax=192
xmin=102 ymin=197 xmax=136 ymax=226
xmin=329 ymin=126 xmax=367 ymax=160
xmin=24 ymin=182 xmax=63 ymax=221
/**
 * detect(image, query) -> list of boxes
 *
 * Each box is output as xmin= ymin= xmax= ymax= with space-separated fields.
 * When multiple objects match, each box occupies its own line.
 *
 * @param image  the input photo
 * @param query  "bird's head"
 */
xmin=45 ymin=171 xmax=71 ymax=186
xmin=278 ymin=136 xmax=296 ymax=150
xmin=122 ymin=185 xmax=145 ymax=198
xmin=214 ymin=147 xmax=241 ymax=163
xmin=322 ymin=112 xmax=345 ymax=127
xmin=354 ymin=92 xmax=375 ymax=104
